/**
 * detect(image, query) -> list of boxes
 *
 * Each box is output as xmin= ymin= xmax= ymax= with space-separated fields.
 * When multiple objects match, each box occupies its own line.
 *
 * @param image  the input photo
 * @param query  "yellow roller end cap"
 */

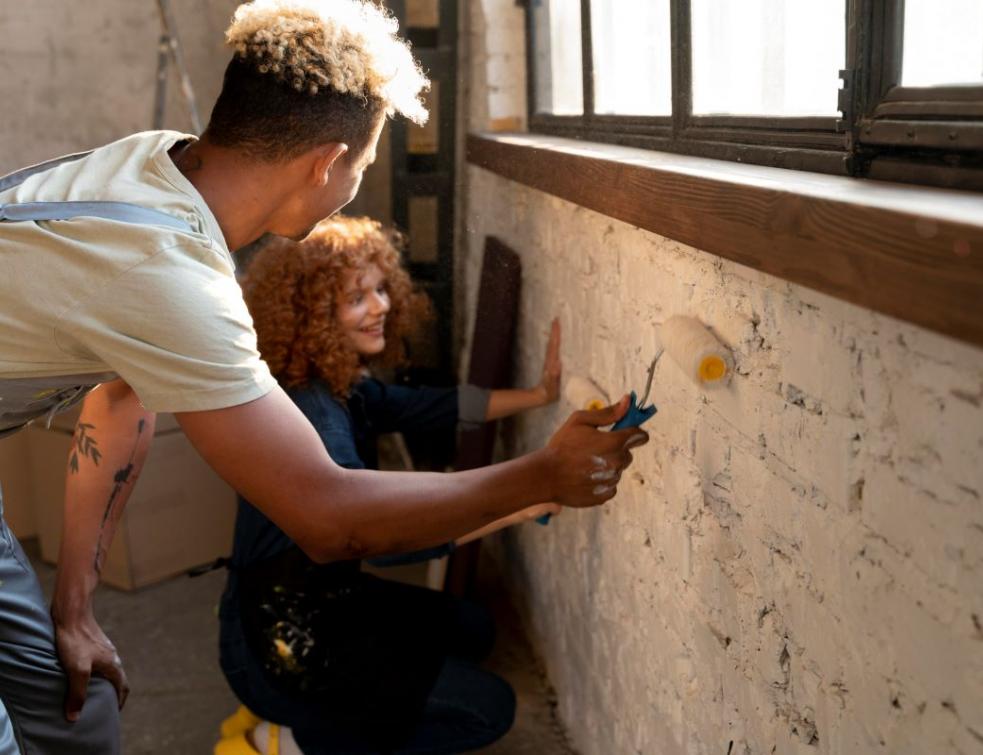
xmin=585 ymin=399 xmax=606 ymax=411
xmin=698 ymin=355 xmax=727 ymax=382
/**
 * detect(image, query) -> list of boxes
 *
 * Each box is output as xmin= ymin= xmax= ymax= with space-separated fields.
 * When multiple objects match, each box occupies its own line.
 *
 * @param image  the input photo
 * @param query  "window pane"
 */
xmin=406 ymin=0 xmax=439 ymax=28
xmin=408 ymin=82 xmax=439 ymax=155
xmin=591 ymin=0 xmax=671 ymax=116
xmin=692 ymin=0 xmax=845 ymax=117
xmin=532 ymin=0 xmax=584 ymax=115
xmin=902 ymin=0 xmax=983 ymax=86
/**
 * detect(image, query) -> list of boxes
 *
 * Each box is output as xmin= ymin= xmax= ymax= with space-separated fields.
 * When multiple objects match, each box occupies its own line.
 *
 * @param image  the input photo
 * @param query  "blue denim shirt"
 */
xmin=229 ymin=378 xmax=490 ymax=570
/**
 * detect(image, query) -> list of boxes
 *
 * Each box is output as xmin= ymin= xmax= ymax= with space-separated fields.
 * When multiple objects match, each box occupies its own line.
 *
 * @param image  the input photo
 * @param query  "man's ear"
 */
xmin=311 ymin=143 xmax=349 ymax=186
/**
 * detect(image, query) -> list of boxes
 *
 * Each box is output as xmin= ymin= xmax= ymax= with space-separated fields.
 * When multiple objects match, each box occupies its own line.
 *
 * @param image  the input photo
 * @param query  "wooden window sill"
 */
xmin=466 ymin=132 xmax=983 ymax=349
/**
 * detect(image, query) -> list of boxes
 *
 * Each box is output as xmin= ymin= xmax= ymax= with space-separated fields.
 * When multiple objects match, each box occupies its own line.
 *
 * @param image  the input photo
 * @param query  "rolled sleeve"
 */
xmin=457 ymin=383 xmax=490 ymax=429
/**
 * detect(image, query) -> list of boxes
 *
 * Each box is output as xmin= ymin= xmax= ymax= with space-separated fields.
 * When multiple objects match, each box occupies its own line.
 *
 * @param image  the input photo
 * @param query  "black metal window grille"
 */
xmin=524 ymin=0 xmax=983 ymax=190
xmin=389 ymin=0 xmax=459 ymax=375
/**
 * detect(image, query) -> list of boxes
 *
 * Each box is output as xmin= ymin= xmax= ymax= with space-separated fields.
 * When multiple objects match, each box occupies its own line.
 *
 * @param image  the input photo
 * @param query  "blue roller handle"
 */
xmin=611 ymin=390 xmax=659 ymax=431
xmin=537 ymin=391 xmax=657 ymax=525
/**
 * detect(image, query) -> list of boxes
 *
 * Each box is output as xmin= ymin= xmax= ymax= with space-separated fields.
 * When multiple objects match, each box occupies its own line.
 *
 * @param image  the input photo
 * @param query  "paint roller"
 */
xmin=536 ymin=315 xmax=731 ymax=525
xmin=563 ymin=375 xmax=610 ymax=412
xmin=560 ymin=316 xmax=731 ymax=420
xmin=600 ymin=315 xmax=733 ymax=427
xmin=656 ymin=315 xmax=733 ymax=388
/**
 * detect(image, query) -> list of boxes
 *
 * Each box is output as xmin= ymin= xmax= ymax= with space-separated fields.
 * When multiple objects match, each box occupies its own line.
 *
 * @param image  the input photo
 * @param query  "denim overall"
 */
xmin=0 ymin=151 xmax=191 ymax=754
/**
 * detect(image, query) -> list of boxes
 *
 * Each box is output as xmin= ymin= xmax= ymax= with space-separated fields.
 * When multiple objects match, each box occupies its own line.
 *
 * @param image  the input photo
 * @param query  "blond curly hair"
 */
xmin=226 ymin=0 xmax=428 ymax=123
xmin=242 ymin=216 xmax=432 ymax=396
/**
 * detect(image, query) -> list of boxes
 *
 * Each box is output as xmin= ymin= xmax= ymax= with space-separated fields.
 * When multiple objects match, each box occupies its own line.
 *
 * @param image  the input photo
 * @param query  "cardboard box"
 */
xmin=29 ymin=410 xmax=237 ymax=591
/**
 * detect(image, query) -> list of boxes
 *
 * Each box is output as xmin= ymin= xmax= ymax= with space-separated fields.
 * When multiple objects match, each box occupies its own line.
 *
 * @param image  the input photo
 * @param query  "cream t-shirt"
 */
xmin=0 ymin=130 xmax=277 ymax=428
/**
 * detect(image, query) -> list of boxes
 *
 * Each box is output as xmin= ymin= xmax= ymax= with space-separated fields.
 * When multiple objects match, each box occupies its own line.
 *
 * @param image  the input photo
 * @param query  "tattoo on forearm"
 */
xmin=93 ymin=419 xmax=146 ymax=574
xmin=69 ymin=423 xmax=101 ymax=474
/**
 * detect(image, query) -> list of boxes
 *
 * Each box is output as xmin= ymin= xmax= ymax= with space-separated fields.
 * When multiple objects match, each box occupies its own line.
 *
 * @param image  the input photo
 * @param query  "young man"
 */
xmin=0 ymin=2 xmax=648 ymax=752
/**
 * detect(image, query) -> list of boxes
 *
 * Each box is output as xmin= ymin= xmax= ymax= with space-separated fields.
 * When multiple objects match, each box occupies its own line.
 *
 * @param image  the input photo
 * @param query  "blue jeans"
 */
xmin=0 ymin=484 xmax=120 ymax=754
xmin=220 ymin=573 xmax=515 ymax=754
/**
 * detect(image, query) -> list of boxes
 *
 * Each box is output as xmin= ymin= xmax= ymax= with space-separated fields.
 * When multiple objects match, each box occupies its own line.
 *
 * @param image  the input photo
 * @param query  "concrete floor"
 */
xmin=27 ymin=540 xmax=575 ymax=754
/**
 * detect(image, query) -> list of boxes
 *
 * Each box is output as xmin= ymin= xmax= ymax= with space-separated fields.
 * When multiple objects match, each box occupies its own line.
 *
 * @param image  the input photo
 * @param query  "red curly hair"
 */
xmin=242 ymin=215 xmax=431 ymax=396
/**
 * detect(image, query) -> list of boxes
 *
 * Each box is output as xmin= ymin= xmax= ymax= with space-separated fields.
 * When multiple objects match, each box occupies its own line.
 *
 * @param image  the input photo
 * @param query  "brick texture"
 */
xmin=463 ymin=3 xmax=983 ymax=752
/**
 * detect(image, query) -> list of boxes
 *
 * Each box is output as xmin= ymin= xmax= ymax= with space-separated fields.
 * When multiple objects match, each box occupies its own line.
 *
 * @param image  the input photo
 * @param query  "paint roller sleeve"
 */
xmin=562 ymin=375 xmax=610 ymax=411
xmin=658 ymin=315 xmax=733 ymax=388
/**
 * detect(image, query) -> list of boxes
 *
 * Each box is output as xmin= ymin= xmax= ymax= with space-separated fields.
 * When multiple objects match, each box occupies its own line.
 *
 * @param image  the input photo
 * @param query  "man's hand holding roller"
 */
xmin=545 ymin=394 xmax=646 ymax=506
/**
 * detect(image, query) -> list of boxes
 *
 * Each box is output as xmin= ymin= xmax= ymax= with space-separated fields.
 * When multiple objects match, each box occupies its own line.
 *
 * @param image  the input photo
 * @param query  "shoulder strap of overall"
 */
xmin=0 ymin=149 xmax=193 ymax=233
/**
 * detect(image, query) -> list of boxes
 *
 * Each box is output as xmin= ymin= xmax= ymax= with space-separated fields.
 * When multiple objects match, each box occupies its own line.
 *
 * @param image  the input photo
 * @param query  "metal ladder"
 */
xmin=152 ymin=0 xmax=203 ymax=133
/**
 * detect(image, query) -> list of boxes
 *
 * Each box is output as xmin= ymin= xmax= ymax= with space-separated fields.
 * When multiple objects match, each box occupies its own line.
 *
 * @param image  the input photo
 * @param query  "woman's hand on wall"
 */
xmin=483 ymin=319 xmax=563 ymax=420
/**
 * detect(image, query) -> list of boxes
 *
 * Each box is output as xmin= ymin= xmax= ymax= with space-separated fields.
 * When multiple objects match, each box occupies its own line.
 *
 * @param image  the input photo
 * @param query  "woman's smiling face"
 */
xmin=337 ymin=263 xmax=391 ymax=356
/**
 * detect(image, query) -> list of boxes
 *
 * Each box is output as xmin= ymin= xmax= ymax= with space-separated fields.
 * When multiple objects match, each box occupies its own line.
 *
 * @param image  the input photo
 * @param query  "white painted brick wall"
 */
xmin=464 ymin=168 xmax=983 ymax=755
xmin=462 ymin=5 xmax=983 ymax=750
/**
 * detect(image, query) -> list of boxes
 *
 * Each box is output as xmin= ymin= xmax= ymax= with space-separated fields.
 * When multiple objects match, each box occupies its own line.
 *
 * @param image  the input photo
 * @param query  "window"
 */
xmin=901 ymin=0 xmax=983 ymax=87
xmin=531 ymin=0 xmax=584 ymax=115
xmin=591 ymin=0 xmax=671 ymax=116
xmin=525 ymin=0 xmax=983 ymax=190
xmin=690 ymin=1 xmax=844 ymax=117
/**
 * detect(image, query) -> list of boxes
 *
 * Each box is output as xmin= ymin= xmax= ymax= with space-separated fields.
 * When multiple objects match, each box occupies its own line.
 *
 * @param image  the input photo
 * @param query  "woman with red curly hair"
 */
xmin=217 ymin=216 xmax=563 ymax=755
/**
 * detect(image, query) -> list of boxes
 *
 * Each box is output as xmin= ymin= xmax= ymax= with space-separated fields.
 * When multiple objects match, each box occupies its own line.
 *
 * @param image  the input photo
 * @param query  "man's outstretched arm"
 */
xmin=50 ymin=379 xmax=155 ymax=721
xmin=176 ymin=384 xmax=647 ymax=563
xmin=52 ymin=380 xmax=647 ymax=721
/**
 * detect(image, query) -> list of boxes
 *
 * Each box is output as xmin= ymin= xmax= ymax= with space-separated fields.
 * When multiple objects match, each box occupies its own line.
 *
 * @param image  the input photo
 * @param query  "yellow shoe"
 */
xmin=220 ymin=706 xmax=262 ymax=740
xmin=214 ymin=724 xmax=281 ymax=755
xmin=214 ymin=732 xmax=260 ymax=755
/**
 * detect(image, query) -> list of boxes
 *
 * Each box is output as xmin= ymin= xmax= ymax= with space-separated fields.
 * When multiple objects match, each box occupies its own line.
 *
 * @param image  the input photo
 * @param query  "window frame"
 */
xmin=524 ymin=0 xmax=983 ymax=190
xmin=854 ymin=0 xmax=983 ymax=187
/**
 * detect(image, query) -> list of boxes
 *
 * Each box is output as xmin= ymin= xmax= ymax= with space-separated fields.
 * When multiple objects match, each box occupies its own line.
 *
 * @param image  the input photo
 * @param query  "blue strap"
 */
xmin=0 ymin=150 xmax=94 ymax=193
xmin=0 ymin=148 xmax=193 ymax=232
xmin=0 ymin=200 xmax=192 ymax=232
